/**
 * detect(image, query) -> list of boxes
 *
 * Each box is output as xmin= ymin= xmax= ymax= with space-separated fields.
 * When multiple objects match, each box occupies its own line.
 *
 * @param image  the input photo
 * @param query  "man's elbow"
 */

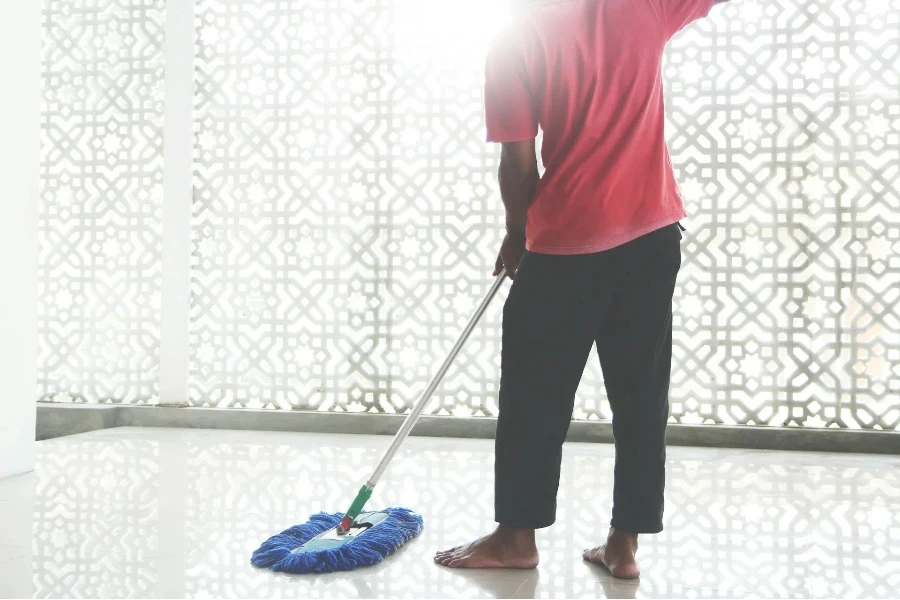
xmin=498 ymin=159 xmax=538 ymax=188
xmin=500 ymin=140 xmax=538 ymax=178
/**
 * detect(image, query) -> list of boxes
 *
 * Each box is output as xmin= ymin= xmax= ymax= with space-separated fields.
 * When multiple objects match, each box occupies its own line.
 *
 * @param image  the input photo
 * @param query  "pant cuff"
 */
xmin=495 ymin=511 xmax=556 ymax=530
xmin=610 ymin=516 xmax=663 ymax=535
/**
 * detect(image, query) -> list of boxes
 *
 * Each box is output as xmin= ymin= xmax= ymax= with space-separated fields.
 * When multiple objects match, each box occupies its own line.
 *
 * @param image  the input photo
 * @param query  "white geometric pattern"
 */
xmin=189 ymin=0 xmax=900 ymax=429
xmin=38 ymin=0 xmax=899 ymax=430
xmin=665 ymin=0 xmax=900 ymax=430
xmin=39 ymin=0 xmax=165 ymax=404
xmin=31 ymin=437 xmax=161 ymax=597
xmin=190 ymin=0 xmax=511 ymax=413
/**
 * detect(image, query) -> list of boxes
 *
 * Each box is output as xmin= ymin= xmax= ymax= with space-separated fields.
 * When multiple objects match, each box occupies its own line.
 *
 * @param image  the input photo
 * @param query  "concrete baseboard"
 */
xmin=36 ymin=404 xmax=119 ymax=441
xmin=36 ymin=403 xmax=900 ymax=455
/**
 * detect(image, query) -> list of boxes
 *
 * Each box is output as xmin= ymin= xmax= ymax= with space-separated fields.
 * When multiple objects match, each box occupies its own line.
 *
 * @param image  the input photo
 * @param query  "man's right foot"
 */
xmin=434 ymin=525 xmax=539 ymax=569
xmin=583 ymin=528 xmax=640 ymax=579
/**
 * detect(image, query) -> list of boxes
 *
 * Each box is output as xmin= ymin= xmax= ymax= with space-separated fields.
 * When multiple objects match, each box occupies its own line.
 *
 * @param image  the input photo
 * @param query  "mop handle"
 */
xmin=337 ymin=269 xmax=507 ymax=533
xmin=369 ymin=268 xmax=507 ymax=486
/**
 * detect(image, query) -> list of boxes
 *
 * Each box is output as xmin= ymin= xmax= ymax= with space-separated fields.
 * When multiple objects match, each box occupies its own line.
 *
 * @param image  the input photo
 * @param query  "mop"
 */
xmin=251 ymin=270 xmax=507 ymax=574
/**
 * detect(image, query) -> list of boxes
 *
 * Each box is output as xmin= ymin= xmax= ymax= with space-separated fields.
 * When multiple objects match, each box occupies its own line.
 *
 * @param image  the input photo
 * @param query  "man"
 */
xmin=434 ymin=0 xmax=728 ymax=579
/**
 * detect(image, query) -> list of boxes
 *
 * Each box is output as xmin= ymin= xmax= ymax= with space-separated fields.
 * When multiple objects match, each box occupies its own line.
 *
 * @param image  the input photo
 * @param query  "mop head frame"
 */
xmin=251 ymin=508 xmax=424 ymax=574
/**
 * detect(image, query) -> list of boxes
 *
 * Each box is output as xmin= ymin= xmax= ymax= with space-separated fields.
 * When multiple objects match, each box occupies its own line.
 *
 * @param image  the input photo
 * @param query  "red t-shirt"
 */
xmin=484 ymin=0 xmax=716 ymax=255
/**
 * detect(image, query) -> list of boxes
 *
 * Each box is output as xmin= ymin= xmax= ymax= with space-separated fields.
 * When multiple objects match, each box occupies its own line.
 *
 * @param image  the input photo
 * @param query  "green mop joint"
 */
xmin=338 ymin=485 xmax=374 ymax=531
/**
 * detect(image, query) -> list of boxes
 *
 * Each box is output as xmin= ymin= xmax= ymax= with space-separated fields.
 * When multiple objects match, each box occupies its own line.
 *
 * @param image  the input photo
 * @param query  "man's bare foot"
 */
xmin=434 ymin=525 xmax=539 ymax=569
xmin=583 ymin=528 xmax=640 ymax=579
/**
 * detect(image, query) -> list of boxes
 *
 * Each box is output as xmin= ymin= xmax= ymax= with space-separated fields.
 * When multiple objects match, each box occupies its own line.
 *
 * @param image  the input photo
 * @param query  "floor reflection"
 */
xmin=0 ymin=427 xmax=897 ymax=598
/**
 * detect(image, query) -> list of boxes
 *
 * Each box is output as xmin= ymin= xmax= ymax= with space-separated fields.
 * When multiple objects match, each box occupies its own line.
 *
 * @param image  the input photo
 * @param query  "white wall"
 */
xmin=0 ymin=1 xmax=40 ymax=479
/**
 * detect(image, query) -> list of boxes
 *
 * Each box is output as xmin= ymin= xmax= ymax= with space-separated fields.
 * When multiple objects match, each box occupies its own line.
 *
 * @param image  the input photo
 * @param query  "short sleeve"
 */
xmin=483 ymin=29 xmax=539 ymax=143
xmin=661 ymin=0 xmax=716 ymax=38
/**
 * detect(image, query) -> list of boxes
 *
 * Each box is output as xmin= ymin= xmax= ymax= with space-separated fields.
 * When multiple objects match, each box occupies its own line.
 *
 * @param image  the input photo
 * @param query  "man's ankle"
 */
xmin=495 ymin=524 xmax=537 ymax=544
xmin=609 ymin=528 xmax=638 ymax=548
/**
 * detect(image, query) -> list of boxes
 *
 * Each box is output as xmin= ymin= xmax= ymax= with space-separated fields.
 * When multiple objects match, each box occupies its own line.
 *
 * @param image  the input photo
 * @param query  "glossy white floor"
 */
xmin=0 ymin=427 xmax=898 ymax=599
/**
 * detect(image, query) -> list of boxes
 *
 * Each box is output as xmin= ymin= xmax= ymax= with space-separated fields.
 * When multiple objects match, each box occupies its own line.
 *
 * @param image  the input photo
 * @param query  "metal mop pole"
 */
xmin=336 ymin=269 xmax=507 ymax=533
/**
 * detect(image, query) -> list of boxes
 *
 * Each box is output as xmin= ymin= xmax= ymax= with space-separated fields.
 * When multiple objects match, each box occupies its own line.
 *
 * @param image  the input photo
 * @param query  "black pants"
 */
xmin=495 ymin=224 xmax=682 ymax=534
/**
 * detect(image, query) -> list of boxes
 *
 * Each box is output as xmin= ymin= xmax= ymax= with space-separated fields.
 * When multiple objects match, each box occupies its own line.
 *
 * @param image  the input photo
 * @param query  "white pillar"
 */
xmin=160 ymin=0 xmax=195 ymax=407
xmin=0 ymin=1 xmax=40 ymax=478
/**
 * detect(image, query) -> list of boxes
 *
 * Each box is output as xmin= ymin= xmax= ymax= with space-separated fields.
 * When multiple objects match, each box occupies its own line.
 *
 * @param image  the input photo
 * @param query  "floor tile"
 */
xmin=0 ymin=554 xmax=33 ymax=598
xmin=0 ymin=545 xmax=29 ymax=565
xmin=6 ymin=427 xmax=900 ymax=597
xmin=0 ymin=472 xmax=35 ymax=502
xmin=513 ymin=571 xmax=812 ymax=599
xmin=510 ymin=572 xmax=716 ymax=599
xmin=0 ymin=494 xmax=35 ymax=548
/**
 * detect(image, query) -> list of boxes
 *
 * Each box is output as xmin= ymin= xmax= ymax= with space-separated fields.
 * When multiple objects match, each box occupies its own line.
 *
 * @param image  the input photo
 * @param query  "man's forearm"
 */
xmin=498 ymin=154 xmax=539 ymax=237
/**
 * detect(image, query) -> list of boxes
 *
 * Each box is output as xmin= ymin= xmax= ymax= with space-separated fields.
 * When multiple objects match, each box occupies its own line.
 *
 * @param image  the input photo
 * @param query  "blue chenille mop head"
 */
xmin=251 ymin=508 xmax=424 ymax=574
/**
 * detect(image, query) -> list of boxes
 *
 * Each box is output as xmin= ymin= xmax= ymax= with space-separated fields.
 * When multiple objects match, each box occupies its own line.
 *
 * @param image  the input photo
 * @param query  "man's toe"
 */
xmin=435 ymin=546 xmax=461 ymax=558
xmin=582 ymin=546 xmax=602 ymax=564
xmin=447 ymin=556 xmax=470 ymax=568
xmin=439 ymin=553 xmax=461 ymax=566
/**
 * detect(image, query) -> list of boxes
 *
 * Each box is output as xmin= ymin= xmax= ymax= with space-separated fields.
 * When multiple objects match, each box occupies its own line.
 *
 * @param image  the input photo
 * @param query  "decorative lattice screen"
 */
xmin=39 ymin=0 xmax=165 ymax=404
xmin=190 ymin=0 xmax=900 ymax=428
xmin=40 ymin=0 xmax=899 ymax=430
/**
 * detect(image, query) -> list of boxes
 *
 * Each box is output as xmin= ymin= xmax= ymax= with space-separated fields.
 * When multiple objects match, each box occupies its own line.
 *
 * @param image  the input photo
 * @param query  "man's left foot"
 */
xmin=434 ymin=525 xmax=539 ymax=569
xmin=583 ymin=528 xmax=640 ymax=579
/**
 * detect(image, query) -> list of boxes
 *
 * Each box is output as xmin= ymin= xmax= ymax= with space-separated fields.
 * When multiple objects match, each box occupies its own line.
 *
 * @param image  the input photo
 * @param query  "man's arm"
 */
xmin=483 ymin=25 xmax=540 ymax=279
xmin=493 ymin=139 xmax=539 ymax=279
xmin=499 ymin=140 xmax=539 ymax=237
